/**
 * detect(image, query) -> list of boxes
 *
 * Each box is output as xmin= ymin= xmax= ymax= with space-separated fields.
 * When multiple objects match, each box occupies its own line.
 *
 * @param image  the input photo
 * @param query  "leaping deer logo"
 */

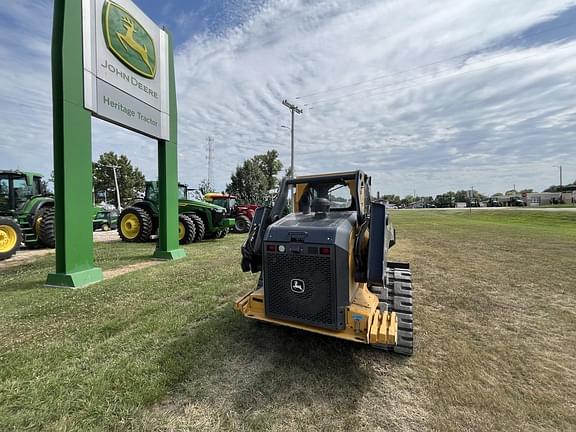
xmin=116 ymin=16 xmax=153 ymax=75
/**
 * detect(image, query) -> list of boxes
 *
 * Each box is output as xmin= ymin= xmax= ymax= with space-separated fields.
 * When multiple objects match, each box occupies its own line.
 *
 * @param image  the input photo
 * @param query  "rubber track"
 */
xmin=369 ymin=264 xmax=414 ymax=355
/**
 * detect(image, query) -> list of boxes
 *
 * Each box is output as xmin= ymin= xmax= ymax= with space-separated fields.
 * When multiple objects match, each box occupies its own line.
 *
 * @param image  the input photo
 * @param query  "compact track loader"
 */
xmin=235 ymin=171 xmax=414 ymax=355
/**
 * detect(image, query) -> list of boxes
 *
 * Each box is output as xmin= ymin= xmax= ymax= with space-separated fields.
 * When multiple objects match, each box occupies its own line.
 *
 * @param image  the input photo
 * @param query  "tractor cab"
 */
xmin=0 ymin=170 xmax=45 ymax=215
xmin=178 ymin=184 xmax=188 ymax=200
xmin=204 ymin=192 xmax=237 ymax=213
xmin=0 ymin=170 xmax=55 ymax=261
xmin=145 ymin=182 xmax=190 ymax=201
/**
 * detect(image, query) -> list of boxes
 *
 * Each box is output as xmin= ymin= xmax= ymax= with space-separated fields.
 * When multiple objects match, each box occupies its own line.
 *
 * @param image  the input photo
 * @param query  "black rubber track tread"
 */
xmin=389 ymin=267 xmax=414 ymax=355
xmin=118 ymin=207 xmax=153 ymax=243
xmin=233 ymin=215 xmax=251 ymax=233
xmin=0 ymin=217 xmax=22 ymax=260
xmin=188 ymin=214 xmax=205 ymax=242
xmin=370 ymin=265 xmax=414 ymax=355
xmin=217 ymin=228 xmax=228 ymax=238
xmin=178 ymin=214 xmax=196 ymax=245
xmin=38 ymin=207 xmax=56 ymax=248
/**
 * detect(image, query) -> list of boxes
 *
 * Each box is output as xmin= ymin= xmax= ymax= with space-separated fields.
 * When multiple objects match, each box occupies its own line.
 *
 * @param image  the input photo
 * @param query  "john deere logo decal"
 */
xmin=291 ymin=279 xmax=305 ymax=294
xmin=102 ymin=1 xmax=156 ymax=79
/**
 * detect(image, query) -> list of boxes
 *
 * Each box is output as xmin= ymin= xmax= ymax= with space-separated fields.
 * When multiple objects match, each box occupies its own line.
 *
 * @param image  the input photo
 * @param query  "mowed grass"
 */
xmin=0 ymin=210 xmax=575 ymax=431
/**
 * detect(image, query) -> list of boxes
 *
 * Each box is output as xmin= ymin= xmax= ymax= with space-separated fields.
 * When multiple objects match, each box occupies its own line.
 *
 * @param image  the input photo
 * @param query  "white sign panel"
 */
xmin=82 ymin=0 xmax=169 ymax=140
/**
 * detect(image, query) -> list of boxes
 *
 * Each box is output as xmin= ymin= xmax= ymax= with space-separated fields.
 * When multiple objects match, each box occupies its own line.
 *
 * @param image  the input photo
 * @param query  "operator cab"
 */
xmin=144 ymin=182 xmax=190 ymax=201
xmin=0 ymin=171 xmax=44 ymax=213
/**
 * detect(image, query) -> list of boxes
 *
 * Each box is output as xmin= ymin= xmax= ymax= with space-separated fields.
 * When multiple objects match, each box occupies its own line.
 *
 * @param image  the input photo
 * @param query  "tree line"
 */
xmin=92 ymin=150 xmax=573 ymax=209
xmin=91 ymin=150 xmax=285 ymax=208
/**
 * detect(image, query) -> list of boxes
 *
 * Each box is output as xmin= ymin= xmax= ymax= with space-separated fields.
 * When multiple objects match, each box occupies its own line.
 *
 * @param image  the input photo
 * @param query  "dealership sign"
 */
xmin=82 ymin=0 xmax=169 ymax=139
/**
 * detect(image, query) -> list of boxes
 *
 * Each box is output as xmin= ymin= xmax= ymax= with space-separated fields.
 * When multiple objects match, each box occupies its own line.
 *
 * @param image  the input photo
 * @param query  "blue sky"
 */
xmin=1 ymin=0 xmax=575 ymax=197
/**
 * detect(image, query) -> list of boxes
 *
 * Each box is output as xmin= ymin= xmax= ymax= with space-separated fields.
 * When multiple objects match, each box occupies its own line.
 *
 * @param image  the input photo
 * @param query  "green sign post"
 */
xmin=153 ymin=35 xmax=185 ymax=261
xmin=47 ymin=0 xmax=184 ymax=288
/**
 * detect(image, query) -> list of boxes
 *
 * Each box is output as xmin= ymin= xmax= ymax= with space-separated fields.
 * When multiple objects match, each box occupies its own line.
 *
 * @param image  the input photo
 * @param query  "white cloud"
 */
xmin=1 ymin=0 xmax=575 ymax=196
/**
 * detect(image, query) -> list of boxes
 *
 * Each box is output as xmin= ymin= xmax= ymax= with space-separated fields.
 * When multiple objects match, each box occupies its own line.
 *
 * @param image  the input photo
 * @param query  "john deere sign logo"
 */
xmin=102 ymin=1 xmax=156 ymax=79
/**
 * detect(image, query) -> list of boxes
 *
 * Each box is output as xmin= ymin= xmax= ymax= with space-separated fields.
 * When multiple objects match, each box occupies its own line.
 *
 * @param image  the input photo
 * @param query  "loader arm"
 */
xmin=241 ymin=178 xmax=290 ymax=273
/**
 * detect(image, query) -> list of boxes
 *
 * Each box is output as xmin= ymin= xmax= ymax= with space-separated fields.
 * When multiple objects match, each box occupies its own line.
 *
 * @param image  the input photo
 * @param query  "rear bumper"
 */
xmin=234 ymin=287 xmax=398 ymax=348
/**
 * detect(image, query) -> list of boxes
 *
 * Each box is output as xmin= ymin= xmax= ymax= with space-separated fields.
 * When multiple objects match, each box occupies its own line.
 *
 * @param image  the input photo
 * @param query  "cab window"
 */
xmin=299 ymin=181 xmax=354 ymax=212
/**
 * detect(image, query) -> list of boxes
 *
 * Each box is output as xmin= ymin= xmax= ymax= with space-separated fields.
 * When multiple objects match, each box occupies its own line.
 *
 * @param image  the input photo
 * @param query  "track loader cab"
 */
xmin=235 ymin=171 xmax=413 ymax=354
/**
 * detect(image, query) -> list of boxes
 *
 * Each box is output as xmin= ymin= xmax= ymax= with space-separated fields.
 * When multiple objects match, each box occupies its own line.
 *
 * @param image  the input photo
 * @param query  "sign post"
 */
xmin=154 ymin=32 xmax=184 ymax=260
xmin=47 ymin=0 xmax=184 ymax=288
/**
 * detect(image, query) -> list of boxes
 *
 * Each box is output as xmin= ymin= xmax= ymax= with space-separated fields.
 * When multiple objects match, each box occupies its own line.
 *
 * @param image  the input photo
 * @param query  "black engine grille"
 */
xmin=264 ymin=251 xmax=335 ymax=329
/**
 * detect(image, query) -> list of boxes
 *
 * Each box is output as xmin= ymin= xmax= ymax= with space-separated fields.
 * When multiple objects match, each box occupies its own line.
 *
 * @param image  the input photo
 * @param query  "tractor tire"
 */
xmin=217 ymin=228 xmax=228 ymax=239
xmin=188 ymin=214 xmax=205 ymax=242
xmin=38 ymin=207 xmax=56 ymax=248
xmin=0 ymin=217 xmax=22 ymax=261
xmin=178 ymin=214 xmax=196 ymax=245
xmin=118 ymin=207 xmax=153 ymax=242
xmin=233 ymin=215 xmax=251 ymax=233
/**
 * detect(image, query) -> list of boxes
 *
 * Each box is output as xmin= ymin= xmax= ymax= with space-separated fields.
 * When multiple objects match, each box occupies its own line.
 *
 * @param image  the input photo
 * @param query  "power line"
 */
xmin=305 ymin=43 xmax=575 ymax=108
xmin=295 ymin=21 xmax=575 ymax=102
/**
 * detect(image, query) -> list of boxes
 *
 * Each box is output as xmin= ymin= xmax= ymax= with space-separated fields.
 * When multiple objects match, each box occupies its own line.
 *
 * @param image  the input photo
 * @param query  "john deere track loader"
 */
xmin=234 ymin=171 xmax=414 ymax=354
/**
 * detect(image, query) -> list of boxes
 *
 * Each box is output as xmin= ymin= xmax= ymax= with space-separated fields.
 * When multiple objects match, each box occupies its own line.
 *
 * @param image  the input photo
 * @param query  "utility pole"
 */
xmin=108 ymin=165 xmax=122 ymax=211
xmin=206 ymin=136 xmax=214 ymax=191
xmin=97 ymin=163 xmax=122 ymax=211
xmin=282 ymin=100 xmax=303 ymax=179
xmin=554 ymin=165 xmax=563 ymax=188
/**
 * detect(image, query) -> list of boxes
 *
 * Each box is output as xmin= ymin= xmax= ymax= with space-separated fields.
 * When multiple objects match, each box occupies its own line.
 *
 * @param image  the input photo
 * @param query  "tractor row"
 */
xmin=117 ymin=182 xmax=257 ymax=244
xmin=1 ymin=173 xmax=258 ymax=261
xmin=118 ymin=181 xmax=234 ymax=244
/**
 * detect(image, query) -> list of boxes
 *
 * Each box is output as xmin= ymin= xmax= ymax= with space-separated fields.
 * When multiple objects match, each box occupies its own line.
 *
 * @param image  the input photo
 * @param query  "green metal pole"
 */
xmin=153 ymin=31 xmax=185 ymax=260
xmin=46 ymin=0 xmax=103 ymax=287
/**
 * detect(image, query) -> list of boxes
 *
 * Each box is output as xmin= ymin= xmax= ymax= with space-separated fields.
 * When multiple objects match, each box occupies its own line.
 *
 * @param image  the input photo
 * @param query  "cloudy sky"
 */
xmin=1 ymin=0 xmax=575 ymax=197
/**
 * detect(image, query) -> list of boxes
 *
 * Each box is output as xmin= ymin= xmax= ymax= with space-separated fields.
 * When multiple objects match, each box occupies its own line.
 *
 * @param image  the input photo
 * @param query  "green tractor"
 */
xmin=117 ymin=181 xmax=235 ymax=244
xmin=0 ymin=170 xmax=55 ymax=260
xmin=93 ymin=208 xmax=118 ymax=231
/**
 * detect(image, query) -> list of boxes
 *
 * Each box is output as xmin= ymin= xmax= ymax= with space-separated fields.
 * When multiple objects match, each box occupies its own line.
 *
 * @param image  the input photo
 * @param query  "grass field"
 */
xmin=1 ymin=211 xmax=575 ymax=431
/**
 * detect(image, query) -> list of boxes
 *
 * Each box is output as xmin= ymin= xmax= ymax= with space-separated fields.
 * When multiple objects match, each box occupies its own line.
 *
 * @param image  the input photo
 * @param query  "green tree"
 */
xmin=544 ymin=185 xmax=562 ymax=192
xmin=253 ymin=150 xmax=283 ymax=191
xmin=382 ymin=194 xmax=401 ymax=205
xmin=93 ymin=152 xmax=145 ymax=208
xmin=434 ymin=191 xmax=456 ymax=208
xmin=198 ymin=179 xmax=214 ymax=195
xmin=454 ymin=190 xmax=469 ymax=203
xmin=226 ymin=159 xmax=268 ymax=204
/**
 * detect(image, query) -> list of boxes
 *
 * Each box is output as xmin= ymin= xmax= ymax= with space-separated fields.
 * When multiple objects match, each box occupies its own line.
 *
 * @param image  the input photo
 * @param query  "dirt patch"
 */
xmin=102 ymin=260 xmax=161 ymax=280
xmin=0 ymin=248 xmax=55 ymax=269
xmin=0 ymin=230 xmax=120 ymax=270
xmin=93 ymin=230 xmax=121 ymax=242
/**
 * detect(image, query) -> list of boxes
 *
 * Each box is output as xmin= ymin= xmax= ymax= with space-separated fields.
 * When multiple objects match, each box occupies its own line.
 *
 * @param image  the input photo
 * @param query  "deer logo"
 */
xmin=116 ymin=16 xmax=153 ymax=76
xmin=102 ymin=1 xmax=156 ymax=79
